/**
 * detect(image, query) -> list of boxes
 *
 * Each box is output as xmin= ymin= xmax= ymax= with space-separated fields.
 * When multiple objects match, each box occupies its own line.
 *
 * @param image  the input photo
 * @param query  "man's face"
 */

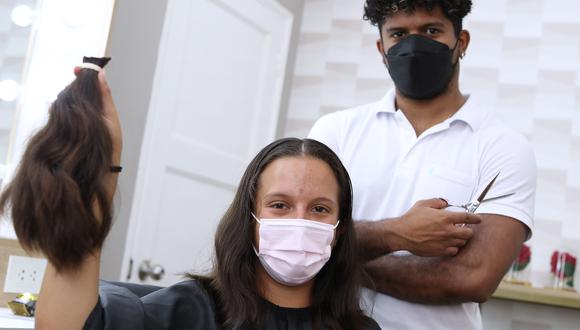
xmin=378 ymin=5 xmax=462 ymax=60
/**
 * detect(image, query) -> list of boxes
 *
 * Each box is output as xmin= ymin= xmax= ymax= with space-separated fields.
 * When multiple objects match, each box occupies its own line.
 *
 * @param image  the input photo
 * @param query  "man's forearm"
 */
xmin=364 ymin=254 xmax=481 ymax=304
xmin=356 ymin=219 xmax=402 ymax=262
xmin=363 ymin=215 xmax=526 ymax=305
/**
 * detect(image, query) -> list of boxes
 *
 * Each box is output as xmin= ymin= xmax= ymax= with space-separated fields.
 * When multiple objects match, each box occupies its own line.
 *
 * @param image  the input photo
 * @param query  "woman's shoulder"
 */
xmin=152 ymin=278 xmax=212 ymax=296
xmin=98 ymin=278 xmax=212 ymax=301
xmin=90 ymin=279 xmax=220 ymax=330
xmin=143 ymin=278 xmax=217 ymax=306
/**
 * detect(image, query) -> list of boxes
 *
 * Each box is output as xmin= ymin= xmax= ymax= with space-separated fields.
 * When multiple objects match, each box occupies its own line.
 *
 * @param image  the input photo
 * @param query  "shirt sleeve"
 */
xmin=307 ymin=113 xmax=341 ymax=155
xmin=83 ymin=280 xmax=219 ymax=330
xmin=475 ymin=128 xmax=537 ymax=239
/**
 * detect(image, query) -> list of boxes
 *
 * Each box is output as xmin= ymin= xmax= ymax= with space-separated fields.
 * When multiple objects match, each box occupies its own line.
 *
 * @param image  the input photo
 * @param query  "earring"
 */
xmin=460 ymin=51 xmax=466 ymax=59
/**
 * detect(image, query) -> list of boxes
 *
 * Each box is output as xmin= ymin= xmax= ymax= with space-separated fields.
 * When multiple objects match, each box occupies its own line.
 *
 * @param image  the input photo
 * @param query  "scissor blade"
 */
xmin=481 ymin=192 xmax=515 ymax=203
xmin=477 ymin=172 xmax=501 ymax=203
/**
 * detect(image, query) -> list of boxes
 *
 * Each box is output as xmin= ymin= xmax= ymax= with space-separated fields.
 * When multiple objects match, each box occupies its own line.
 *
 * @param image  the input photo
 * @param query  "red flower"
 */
xmin=517 ymin=244 xmax=531 ymax=264
xmin=512 ymin=244 xmax=531 ymax=271
xmin=551 ymin=251 xmax=577 ymax=277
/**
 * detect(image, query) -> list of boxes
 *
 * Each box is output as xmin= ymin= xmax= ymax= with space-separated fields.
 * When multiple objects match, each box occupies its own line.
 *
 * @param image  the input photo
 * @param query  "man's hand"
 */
xmin=356 ymin=198 xmax=481 ymax=262
xmin=392 ymin=198 xmax=481 ymax=256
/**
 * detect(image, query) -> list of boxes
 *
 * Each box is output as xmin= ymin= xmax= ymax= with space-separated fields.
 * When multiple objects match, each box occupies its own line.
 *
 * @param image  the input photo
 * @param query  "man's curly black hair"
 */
xmin=364 ymin=0 xmax=472 ymax=36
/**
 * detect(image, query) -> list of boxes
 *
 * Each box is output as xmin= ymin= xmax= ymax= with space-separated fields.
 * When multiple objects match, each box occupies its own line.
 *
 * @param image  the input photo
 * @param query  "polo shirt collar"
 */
xmin=448 ymin=93 xmax=485 ymax=131
xmin=375 ymin=89 xmax=485 ymax=131
xmin=375 ymin=89 xmax=398 ymax=114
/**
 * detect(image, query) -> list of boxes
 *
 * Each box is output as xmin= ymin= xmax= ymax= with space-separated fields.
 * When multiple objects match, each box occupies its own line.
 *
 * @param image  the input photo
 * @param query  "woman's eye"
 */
xmin=312 ymin=205 xmax=330 ymax=213
xmin=271 ymin=202 xmax=287 ymax=209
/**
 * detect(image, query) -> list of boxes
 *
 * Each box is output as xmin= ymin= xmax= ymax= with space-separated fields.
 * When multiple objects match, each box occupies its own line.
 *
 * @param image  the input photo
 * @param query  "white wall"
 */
xmin=275 ymin=0 xmax=306 ymax=136
xmin=99 ymin=0 xmax=168 ymax=280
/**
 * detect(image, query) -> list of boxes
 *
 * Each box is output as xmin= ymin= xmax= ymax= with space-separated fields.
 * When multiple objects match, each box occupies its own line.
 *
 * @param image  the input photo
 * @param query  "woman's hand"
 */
xmin=74 ymin=67 xmax=123 ymax=163
xmin=98 ymin=69 xmax=123 ymax=163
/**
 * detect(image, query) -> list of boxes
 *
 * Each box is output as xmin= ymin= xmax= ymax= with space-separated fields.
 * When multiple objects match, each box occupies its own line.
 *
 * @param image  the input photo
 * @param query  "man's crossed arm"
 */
xmin=356 ymin=198 xmax=528 ymax=304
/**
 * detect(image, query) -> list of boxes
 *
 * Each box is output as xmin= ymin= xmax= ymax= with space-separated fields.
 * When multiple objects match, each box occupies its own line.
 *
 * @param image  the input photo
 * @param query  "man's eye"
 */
xmin=391 ymin=31 xmax=405 ymax=39
xmin=426 ymin=28 xmax=440 ymax=35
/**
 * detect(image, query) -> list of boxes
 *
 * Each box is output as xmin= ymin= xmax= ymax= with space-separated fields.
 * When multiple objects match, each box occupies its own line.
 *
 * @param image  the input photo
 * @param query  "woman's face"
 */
xmin=253 ymin=155 xmax=340 ymax=248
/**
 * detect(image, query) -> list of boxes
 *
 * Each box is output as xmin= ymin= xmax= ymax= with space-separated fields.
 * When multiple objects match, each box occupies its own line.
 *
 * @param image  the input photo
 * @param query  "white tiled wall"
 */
xmin=284 ymin=0 xmax=580 ymax=327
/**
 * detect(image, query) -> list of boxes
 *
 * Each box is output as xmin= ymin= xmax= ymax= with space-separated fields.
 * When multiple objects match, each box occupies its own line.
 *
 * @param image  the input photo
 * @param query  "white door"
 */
xmin=121 ymin=0 xmax=293 ymax=286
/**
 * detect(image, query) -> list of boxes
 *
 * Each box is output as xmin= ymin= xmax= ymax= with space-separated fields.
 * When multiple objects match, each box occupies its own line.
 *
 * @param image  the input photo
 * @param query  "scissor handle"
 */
xmin=465 ymin=201 xmax=480 ymax=213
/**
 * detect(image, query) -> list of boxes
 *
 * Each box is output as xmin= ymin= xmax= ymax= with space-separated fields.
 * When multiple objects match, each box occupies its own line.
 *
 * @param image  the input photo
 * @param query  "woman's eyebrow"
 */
xmin=262 ymin=192 xmax=291 ymax=200
xmin=311 ymin=197 xmax=338 ymax=206
xmin=262 ymin=193 xmax=337 ymax=205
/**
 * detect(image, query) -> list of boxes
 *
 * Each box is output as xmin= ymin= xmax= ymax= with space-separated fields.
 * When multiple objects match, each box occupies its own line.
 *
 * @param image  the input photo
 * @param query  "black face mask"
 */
xmin=385 ymin=34 xmax=459 ymax=100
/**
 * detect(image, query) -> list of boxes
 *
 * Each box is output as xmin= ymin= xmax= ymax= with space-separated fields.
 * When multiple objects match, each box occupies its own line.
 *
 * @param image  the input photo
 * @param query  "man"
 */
xmin=308 ymin=1 xmax=536 ymax=329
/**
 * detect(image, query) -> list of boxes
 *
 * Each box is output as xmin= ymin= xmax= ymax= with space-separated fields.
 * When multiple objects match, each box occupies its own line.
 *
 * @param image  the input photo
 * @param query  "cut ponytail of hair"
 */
xmin=0 ymin=57 xmax=114 ymax=271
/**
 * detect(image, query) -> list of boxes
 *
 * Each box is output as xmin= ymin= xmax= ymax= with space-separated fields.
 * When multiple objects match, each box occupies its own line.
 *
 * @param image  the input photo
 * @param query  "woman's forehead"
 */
xmin=257 ymin=156 xmax=339 ymax=200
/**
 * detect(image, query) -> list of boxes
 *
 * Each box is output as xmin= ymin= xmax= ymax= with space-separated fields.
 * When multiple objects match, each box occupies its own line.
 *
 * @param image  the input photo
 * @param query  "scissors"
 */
xmin=444 ymin=172 xmax=514 ymax=213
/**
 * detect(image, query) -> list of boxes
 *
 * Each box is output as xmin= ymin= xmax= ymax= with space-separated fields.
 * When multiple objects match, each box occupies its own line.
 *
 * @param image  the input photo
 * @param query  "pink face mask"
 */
xmin=252 ymin=213 xmax=340 ymax=286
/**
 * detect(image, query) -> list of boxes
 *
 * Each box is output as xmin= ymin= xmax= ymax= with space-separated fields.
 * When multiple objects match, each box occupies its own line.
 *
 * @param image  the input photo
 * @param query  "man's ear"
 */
xmin=458 ymin=29 xmax=471 ymax=58
xmin=376 ymin=39 xmax=387 ymax=66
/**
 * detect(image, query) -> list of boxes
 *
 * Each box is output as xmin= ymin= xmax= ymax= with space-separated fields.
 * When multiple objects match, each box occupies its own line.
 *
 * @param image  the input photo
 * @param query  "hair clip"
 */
xmin=79 ymin=56 xmax=111 ymax=72
xmin=78 ymin=62 xmax=103 ymax=72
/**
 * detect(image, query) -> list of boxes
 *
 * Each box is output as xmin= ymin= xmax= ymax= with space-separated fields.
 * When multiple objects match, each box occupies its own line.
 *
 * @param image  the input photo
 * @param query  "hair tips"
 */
xmin=0 ymin=58 xmax=114 ymax=271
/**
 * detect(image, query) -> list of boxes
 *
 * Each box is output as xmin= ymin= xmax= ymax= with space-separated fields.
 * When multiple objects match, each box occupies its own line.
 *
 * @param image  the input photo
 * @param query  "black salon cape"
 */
xmin=83 ymin=280 xmax=380 ymax=330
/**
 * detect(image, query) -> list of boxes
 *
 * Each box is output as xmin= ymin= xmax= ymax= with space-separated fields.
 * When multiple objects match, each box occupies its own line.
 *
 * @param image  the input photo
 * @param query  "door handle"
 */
xmin=138 ymin=260 xmax=165 ymax=281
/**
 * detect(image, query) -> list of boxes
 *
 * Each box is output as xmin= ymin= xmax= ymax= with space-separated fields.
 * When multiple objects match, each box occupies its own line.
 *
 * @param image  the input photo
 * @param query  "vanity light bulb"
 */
xmin=0 ymin=80 xmax=20 ymax=102
xmin=11 ymin=5 xmax=35 ymax=27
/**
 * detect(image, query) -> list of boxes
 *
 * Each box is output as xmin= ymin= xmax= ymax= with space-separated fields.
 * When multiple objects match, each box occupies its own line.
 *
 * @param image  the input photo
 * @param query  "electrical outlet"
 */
xmin=3 ymin=255 xmax=47 ymax=294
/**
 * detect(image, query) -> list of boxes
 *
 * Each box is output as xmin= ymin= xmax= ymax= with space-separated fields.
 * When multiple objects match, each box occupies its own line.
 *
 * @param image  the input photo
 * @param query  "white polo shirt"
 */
xmin=308 ymin=89 xmax=536 ymax=330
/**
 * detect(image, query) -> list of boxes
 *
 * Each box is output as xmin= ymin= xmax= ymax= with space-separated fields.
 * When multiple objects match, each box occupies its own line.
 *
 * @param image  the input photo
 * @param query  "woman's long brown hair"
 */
xmin=0 ymin=57 xmax=114 ymax=271
xmin=194 ymin=138 xmax=375 ymax=329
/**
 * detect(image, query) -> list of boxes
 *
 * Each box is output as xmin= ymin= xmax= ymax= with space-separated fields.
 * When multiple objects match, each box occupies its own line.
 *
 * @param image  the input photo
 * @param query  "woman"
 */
xmin=1 ymin=63 xmax=379 ymax=329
